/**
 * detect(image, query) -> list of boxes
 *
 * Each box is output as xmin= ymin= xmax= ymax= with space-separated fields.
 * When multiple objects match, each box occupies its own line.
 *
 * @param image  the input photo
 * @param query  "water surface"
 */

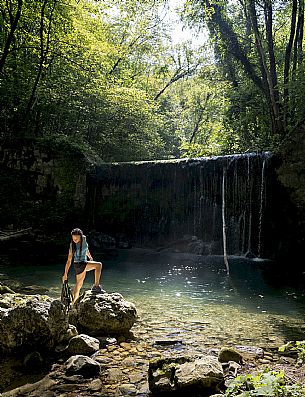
xmin=2 ymin=249 xmax=305 ymax=350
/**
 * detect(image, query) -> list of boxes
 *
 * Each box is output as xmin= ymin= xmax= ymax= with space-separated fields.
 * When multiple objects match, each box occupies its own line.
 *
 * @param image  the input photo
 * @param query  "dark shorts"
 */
xmin=74 ymin=261 xmax=87 ymax=275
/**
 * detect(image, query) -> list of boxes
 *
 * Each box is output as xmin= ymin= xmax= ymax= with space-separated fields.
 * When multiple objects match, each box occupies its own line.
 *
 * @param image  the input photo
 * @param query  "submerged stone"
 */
xmin=0 ymin=284 xmax=15 ymax=294
xmin=148 ymin=355 xmax=224 ymax=395
xmin=63 ymin=334 xmax=100 ymax=357
xmin=65 ymin=355 xmax=100 ymax=378
xmin=23 ymin=351 xmax=44 ymax=370
xmin=218 ymin=347 xmax=243 ymax=364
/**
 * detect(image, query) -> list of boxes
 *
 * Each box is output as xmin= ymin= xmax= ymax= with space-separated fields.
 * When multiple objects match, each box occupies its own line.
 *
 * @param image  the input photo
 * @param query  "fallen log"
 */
xmin=0 ymin=228 xmax=32 ymax=242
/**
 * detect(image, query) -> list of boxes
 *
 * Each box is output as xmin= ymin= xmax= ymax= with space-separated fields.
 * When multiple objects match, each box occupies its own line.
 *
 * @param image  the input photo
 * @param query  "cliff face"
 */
xmin=87 ymin=153 xmax=298 ymax=261
xmin=0 ymin=138 xmax=91 ymax=234
xmin=0 ymin=138 xmax=302 ymax=264
xmin=277 ymin=125 xmax=305 ymax=216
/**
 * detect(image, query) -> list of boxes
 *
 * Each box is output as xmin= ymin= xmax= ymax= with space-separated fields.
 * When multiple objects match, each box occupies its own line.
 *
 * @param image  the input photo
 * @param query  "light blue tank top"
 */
xmin=72 ymin=237 xmax=88 ymax=262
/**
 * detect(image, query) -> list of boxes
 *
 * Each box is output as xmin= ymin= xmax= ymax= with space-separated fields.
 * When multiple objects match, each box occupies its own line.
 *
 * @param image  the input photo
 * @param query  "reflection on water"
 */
xmin=1 ymin=249 xmax=305 ymax=349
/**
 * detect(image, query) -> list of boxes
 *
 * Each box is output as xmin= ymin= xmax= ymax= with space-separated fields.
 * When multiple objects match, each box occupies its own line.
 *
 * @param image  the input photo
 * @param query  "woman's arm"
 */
xmin=62 ymin=247 xmax=73 ymax=282
xmin=86 ymin=248 xmax=93 ymax=261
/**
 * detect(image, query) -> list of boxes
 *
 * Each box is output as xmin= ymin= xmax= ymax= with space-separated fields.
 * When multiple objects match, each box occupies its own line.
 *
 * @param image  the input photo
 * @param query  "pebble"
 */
xmin=129 ymin=373 xmax=145 ymax=383
xmin=107 ymin=345 xmax=117 ymax=352
xmin=121 ymin=342 xmax=132 ymax=350
xmin=106 ymin=368 xmax=125 ymax=382
xmin=257 ymin=358 xmax=271 ymax=364
xmin=263 ymin=353 xmax=274 ymax=360
xmin=1 ymin=303 xmax=300 ymax=397
xmin=88 ymin=379 xmax=103 ymax=391
xmin=119 ymin=383 xmax=137 ymax=395
xmin=121 ymin=357 xmax=137 ymax=366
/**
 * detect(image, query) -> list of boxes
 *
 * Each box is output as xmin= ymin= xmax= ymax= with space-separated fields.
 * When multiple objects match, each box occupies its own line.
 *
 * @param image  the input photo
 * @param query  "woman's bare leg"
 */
xmin=73 ymin=271 xmax=86 ymax=303
xmin=73 ymin=262 xmax=103 ymax=303
xmin=85 ymin=261 xmax=103 ymax=286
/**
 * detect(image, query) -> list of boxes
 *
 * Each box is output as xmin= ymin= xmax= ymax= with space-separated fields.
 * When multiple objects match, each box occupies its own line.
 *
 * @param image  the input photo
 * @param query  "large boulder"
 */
xmin=63 ymin=334 xmax=100 ymax=356
xmin=0 ymin=293 xmax=69 ymax=353
xmin=148 ymin=355 xmax=224 ymax=396
xmin=71 ymin=291 xmax=137 ymax=336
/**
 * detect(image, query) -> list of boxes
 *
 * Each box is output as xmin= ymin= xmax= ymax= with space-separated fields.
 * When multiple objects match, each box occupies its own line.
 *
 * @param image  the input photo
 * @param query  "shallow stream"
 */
xmin=2 ymin=249 xmax=305 ymax=350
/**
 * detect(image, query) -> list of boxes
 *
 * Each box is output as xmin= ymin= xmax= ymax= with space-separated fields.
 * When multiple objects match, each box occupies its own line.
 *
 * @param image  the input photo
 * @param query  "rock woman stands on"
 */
xmin=62 ymin=228 xmax=103 ymax=303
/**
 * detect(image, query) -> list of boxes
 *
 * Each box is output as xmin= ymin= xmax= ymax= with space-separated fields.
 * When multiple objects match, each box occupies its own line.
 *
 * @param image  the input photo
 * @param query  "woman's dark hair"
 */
xmin=71 ymin=228 xmax=84 ymax=260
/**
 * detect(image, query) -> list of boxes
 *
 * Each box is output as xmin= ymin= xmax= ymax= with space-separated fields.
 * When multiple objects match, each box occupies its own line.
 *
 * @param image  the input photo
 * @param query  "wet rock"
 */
xmin=98 ymin=336 xmax=117 ymax=347
xmin=228 ymin=361 xmax=241 ymax=376
xmin=0 ymin=294 xmax=69 ymax=353
xmin=210 ymin=395 xmax=224 ymax=397
xmin=235 ymin=345 xmax=264 ymax=358
xmin=148 ymin=355 xmax=224 ymax=395
xmin=0 ymin=284 xmax=15 ymax=294
xmin=88 ymin=378 xmax=103 ymax=391
xmin=65 ymin=324 xmax=78 ymax=340
xmin=218 ymin=347 xmax=243 ymax=364
xmin=63 ymin=334 xmax=100 ymax=356
xmin=105 ymin=368 xmax=126 ymax=383
xmin=1 ymin=374 xmax=57 ymax=397
xmin=72 ymin=291 xmax=137 ymax=336
xmin=118 ymin=383 xmax=137 ymax=395
xmin=65 ymin=355 xmax=100 ymax=378
xmin=23 ymin=351 xmax=44 ymax=370
xmin=257 ymin=358 xmax=272 ymax=364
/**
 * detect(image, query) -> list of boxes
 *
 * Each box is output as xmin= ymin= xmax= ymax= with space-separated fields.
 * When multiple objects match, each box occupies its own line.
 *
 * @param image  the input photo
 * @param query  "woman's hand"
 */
xmin=62 ymin=274 xmax=68 ymax=283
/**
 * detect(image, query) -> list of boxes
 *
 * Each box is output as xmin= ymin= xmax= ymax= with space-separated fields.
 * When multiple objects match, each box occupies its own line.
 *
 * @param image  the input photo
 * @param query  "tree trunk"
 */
xmin=154 ymin=66 xmax=198 ymax=100
xmin=264 ymin=1 xmax=279 ymax=105
xmin=291 ymin=0 xmax=304 ymax=122
xmin=0 ymin=0 xmax=23 ymax=74
xmin=189 ymin=93 xmax=212 ymax=143
xmin=0 ymin=228 xmax=32 ymax=242
xmin=297 ymin=0 xmax=304 ymax=62
xmin=293 ymin=0 xmax=304 ymax=71
xmin=283 ymin=0 xmax=298 ymax=125
xmin=205 ymin=0 xmax=264 ymax=91
xmin=247 ymin=1 xmax=282 ymax=135
xmin=25 ymin=0 xmax=57 ymax=122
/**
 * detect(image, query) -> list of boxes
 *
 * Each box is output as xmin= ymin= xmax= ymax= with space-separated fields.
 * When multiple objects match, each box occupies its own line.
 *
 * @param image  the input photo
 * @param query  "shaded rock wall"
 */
xmin=0 ymin=138 xmax=91 ymax=232
xmin=0 ymin=138 xmax=100 ymax=263
xmin=0 ymin=139 xmax=300 ymax=263
xmin=87 ymin=152 xmax=295 ymax=260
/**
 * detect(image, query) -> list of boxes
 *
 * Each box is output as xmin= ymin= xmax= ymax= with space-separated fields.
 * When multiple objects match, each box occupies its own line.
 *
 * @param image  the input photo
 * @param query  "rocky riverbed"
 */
xmin=1 ymin=295 xmax=305 ymax=397
xmin=1 ymin=260 xmax=305 ymax=397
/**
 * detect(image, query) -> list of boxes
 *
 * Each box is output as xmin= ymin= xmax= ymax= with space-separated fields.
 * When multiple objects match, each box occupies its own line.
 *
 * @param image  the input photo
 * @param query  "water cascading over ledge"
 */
xmin=87 ymin=152 xmax=280 ymax=259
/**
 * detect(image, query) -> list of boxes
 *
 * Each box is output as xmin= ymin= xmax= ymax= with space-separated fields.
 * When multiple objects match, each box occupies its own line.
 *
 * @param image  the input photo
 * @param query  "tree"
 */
xmin=184 ymin=0 xmax=305 ymax=147
xmin=0 ymin=0 xmax=23 ymax=74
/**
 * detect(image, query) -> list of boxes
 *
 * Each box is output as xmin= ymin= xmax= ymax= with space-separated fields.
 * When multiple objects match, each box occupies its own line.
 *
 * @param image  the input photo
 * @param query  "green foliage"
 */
xmin=279 ymin=340 xmax=305 ymax=366
xmin=225 ymin=369 xmax=305 ymax=396
xmin=2 ymin=0 xmax=305 ymax=160
xmin=184 ymin=0 xmax=305 ymax=152
xmin=0 ymin=0 xmax=179 ymax=161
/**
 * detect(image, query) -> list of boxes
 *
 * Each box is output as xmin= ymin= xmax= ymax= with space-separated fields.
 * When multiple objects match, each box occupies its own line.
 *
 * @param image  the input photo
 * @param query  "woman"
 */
xmin=62 ymin=228 xmax=103 ymax=303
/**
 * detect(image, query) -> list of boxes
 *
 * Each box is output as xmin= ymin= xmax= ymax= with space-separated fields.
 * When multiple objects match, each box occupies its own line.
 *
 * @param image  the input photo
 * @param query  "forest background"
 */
xmin=1 ymin=0 xmax=305 ymax=253
xmin=2 ymin=0 xmax=305 ymax=161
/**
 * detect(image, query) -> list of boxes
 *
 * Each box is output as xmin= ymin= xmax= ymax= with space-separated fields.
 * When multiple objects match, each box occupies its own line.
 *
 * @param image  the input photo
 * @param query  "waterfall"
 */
xmin=222 ymin=165 xmax=230 ymax=274
xmin=257 ymin=154 xmax=268 ymax=257
xmin=88 ymin=152 xmax=273 ymax=259
xmin=247 ymin=155 xmax=253 ymax=256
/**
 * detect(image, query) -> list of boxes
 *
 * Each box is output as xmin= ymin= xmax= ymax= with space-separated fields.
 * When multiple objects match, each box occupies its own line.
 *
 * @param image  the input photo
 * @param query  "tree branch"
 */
xmin=283 ymin=0 xmax=297 ymax=119
xmin=0 ymin=0 xmax=23 ymax=74
xmin=205 ymin=0 xmax=264 ymax=91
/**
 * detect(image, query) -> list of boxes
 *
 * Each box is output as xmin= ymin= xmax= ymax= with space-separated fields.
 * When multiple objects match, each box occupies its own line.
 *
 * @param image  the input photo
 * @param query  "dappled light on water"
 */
xmin=1 ymin=251 xmax=305 ymax=350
